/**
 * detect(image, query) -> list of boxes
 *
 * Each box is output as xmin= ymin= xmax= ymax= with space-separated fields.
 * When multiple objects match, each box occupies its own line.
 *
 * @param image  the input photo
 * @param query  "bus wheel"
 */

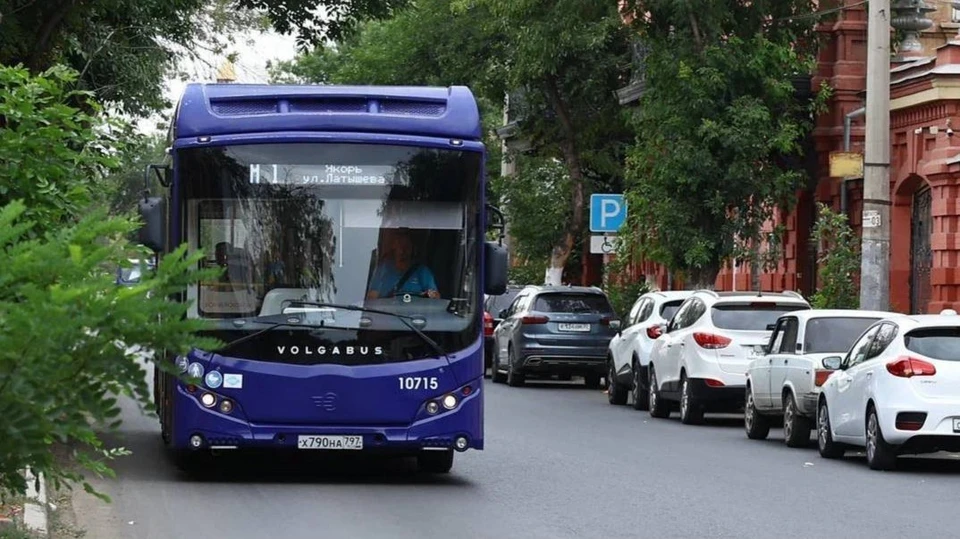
xmin=417 ymin=450 xmax=454 ymax=474
xmin=169 ymin=449 xmax=211 ymax=476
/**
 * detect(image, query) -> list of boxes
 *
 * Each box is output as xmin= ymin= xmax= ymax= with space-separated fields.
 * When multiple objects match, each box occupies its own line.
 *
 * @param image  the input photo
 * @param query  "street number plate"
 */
xmin=297 ymin=435 xmax=363 ymax=450
xmin=558 ymin=323 xmax=590 ymax=332
xmin=953 ymin=419 xmax=960 ymax=433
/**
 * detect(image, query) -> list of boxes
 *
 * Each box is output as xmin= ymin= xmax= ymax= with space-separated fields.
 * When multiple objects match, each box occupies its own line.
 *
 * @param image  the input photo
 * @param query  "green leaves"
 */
xmin=621 ymin=3 xmax=823 ymax=286
xmin=810 ymin=203 xmax=860 ymax=309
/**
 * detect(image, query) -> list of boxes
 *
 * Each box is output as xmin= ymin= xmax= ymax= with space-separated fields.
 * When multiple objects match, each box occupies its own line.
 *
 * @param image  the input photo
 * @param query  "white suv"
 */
xmin=646 ymin=290 xmax=811 ymax=424
xmin=607 ymin=291 xmax=691 ymax=409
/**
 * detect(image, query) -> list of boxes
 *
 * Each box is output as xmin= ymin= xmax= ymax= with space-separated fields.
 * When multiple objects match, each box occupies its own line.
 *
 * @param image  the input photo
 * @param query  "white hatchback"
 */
xmin=817 ymin=310 xmax=960 ymax=470
xmin=646 ymin=290 xmax=811 ymax=424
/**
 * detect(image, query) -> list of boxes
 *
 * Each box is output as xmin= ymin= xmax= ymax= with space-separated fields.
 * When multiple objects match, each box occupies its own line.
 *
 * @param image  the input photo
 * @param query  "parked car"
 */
xmin=646 ymin=290 xmax=811 ymax=424
xmin=744 ymin=309 xmax=895 ymax=446
xmin=483 ymin=285 xmax=526 ymax=375
xmin=817 ymin=309 xmax=960 ymax=470
xmin=115 ymin=258 xmax=155 ymax=286
xmin=491 ymin=285 xmax=620 ymax=388
xmin=607 ymin=290 xmax=692 ymax=409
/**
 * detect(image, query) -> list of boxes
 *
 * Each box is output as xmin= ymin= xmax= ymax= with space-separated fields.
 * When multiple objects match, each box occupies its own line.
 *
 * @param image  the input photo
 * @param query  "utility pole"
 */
xmin=859 ymin=0 xmax=891 ymax=311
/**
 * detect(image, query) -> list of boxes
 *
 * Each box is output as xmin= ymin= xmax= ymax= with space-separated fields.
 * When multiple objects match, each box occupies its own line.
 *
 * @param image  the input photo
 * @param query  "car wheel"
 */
xmin=744 ymin=385 xmax=770 ymax=440
xmin=648 ymin=366 xmax=670 ymax=418
xmin=607 ymin=359 xmax=628 ymax=405
xmin=783 ymin=392 xmax=812 ymax=448
xmin=817 ymin=399 xmax=845 ymax=459
xmin=865 ymin=405 xmax=897 ymax=471
xmin=417 ymin=450 xmax=454 ymax=474
xmin=506 ymin=348 xmax=525 ymax=387
xmin=491 ymin=348 xmax=506 ymax=384
xmin=631 ymin=360 xmax=648 ymax=411
xmin=679 ymin=374 xmax=704 ymax=425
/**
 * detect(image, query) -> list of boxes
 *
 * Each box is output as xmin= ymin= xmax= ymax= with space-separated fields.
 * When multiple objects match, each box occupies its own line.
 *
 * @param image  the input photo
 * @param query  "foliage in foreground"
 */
xmin=0 ymin=202 xmax=221 ymax=499
xmin=0 ymin=65 xmax=217 ymax=500
xmin=810 ymin=203 xmax=860 ymax=309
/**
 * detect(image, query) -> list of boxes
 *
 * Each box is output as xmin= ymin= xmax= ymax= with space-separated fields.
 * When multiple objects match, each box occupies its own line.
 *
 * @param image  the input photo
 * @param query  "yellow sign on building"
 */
xmin=829 ymin=151 xmax=863 ymax=179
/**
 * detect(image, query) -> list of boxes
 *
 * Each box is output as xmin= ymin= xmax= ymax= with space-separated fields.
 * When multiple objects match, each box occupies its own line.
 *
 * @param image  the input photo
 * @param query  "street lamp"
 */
xmin=891 ymin=0 xmax=936 ymax=58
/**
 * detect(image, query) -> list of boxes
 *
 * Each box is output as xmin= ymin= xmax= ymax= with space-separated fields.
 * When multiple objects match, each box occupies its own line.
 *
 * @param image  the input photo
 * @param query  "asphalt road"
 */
xmin=70 ymin=378 xmax=960 ymax=539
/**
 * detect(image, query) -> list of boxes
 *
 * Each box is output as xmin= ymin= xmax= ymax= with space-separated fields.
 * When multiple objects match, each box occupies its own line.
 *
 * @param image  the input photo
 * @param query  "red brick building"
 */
xmin=607 ymin=2 xmax=960 ymax=314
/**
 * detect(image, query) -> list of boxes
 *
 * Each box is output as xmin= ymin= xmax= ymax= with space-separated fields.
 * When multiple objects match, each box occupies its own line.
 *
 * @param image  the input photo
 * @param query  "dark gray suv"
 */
xmin=491 ymin=285 xmax=621 ymax=388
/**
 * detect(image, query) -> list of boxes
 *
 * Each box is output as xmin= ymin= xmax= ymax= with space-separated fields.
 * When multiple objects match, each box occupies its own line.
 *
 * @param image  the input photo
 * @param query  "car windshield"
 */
xmin=803 ymin=317 xmax=882 ymax=353
xmin=534 ymin=293 xmax=613 ymax=314
xmin=904 ymin=326 xmax=960 ymax=361
xmin=660 ymin=300 xmax=683 ymax=321
xmin=711 ymin=302 xmax=809 ymax=331
xmin=178 ymin=142 xmax=482 ymax=364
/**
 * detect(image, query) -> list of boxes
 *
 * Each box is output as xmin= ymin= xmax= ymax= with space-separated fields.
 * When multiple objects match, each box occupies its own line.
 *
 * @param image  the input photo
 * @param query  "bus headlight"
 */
xmin=426 ymin=401 xmax=440 ymax=414
xmin=442 ymin=394 xmax=457 ymax=410
xmin=200 ymin=392 xmax=216 ymax=408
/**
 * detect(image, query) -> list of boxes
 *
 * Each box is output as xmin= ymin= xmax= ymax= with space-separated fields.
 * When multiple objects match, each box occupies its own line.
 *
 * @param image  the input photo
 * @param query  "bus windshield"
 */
xmin=179 ymin=142 xmax=482 ymax=364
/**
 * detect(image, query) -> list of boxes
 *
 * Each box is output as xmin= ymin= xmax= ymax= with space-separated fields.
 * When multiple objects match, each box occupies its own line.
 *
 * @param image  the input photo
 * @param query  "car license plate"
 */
xmin=558 ymin=323 xmax=590 ymax=332
xmin=297 ymin=435 xmax=363 ymax=450
xmin=953 ymin=419 xmax=960 ymax=433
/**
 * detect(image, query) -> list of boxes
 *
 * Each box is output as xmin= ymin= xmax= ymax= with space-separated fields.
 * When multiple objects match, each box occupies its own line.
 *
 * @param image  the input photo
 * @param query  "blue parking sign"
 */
xmin=589 ymin=194 xmax=626 ymax=233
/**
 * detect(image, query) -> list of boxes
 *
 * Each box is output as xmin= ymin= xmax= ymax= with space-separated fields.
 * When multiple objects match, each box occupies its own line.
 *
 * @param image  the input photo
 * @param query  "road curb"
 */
xmin=23 ymin=470 xmax=49 ymax=537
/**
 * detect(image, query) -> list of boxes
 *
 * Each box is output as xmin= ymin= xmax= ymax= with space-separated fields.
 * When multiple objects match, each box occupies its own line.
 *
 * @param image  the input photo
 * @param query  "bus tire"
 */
xmin=417 ymin=450 xmax=454 ymax=474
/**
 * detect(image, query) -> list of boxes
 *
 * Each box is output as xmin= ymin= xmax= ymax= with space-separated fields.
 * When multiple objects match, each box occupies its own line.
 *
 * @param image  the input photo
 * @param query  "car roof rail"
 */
xmin=779 ymin=290 xmax=805 ymax=299
xmin=693 ymin=289 xmax=719 ymax=297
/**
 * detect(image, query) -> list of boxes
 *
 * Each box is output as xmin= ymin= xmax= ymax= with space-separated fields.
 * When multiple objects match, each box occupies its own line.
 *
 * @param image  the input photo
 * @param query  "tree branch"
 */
xmin=28 ymin=0 xmax=79 ymax=71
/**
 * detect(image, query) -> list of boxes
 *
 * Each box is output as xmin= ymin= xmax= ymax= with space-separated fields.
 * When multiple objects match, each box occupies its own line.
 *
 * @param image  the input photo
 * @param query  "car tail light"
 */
xmin=521 ymin=315 xmax=549 ymax=325
xmin=895 ymin=412 xmax=927 ymax=431
xmin=814 ymin=369 xmax=832 ymax=387
xmin=483 ymin=312 xmax=494 ymax=336
xmin=886 ymin=356 xmax=937 ymax=378
xmin=704 ymin=378 xmax=725 ymax=387
xmin=646 ymin=325 xmax=662 ymax=339
xmin=600 ymin=317 xmax=614 ymax=325
xmin=693 ymin=332 xmax=731 ymax=349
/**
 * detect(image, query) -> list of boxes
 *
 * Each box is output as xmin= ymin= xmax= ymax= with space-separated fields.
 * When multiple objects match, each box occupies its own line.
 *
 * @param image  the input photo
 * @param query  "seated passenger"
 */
xmin=366 ymin=230 xmax=440 ymax=299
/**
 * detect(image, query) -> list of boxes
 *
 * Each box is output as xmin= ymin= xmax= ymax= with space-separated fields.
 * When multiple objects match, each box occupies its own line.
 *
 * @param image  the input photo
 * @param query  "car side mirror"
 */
xmin=498 ymin=309 xmax=509 ymax=319
xmin=822 ymin=356 xmax=843 ymax=370
xmin=138 ymin=197 xmax=166 ymax=253
xmin=608 ymin=319 xmax=622 ymax=331
xmin=484 ymin=241 xmax=508 ymax=295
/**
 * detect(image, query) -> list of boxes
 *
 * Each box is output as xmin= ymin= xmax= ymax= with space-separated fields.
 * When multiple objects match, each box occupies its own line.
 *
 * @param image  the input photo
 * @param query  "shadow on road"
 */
xmin=99 ymin=430 xmax=476 ymax=487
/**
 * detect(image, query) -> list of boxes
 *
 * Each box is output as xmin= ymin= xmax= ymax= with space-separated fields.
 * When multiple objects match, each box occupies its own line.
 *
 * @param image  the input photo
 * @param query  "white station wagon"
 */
xmin=744 ymin=309 xmax=896 ymax=447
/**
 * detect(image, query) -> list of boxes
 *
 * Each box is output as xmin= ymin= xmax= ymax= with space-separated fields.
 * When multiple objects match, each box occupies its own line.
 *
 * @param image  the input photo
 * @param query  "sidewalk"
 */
xmin=0 ymin=471 xmax=49 ymax=538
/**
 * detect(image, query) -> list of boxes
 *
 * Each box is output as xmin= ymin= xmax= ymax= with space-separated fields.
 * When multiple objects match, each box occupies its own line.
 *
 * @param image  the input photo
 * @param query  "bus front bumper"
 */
xmin=169 ymin=383 xmax=484 ymax=454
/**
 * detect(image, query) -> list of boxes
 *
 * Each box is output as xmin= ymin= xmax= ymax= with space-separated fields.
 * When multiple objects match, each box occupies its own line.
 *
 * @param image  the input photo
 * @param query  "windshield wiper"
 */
xmin=215 ymin=318 xmax=329 ymax=355
xmin=289 ymin=301 xmax=449 ymax=359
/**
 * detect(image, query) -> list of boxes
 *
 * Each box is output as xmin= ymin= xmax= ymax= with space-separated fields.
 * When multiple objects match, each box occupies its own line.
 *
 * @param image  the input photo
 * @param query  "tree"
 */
xmin=472 ymin=0 xmax=633 ymax=285
xmin=0 ymin=65 xmax=219 ymax=499
xmin=0 ymin=0 xmax=409 ymax=116
xmin=619 ymin=0 xmax=827 ymax=288
xmin=275 ymin=0 xmax=635 ymax=285
xmin=809 ymin=203 xmax=860 ymax=309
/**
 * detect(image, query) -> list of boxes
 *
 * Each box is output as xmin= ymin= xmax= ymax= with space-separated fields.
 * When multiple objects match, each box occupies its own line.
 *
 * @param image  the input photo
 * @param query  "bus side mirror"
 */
xmin=138 ymin=197 xmax=167 ymax=253
xmin=484 ymin=241 xmax=508 ymax=295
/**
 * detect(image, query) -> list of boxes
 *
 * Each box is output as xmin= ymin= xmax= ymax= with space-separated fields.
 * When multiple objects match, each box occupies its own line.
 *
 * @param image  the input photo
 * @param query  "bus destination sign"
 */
xmin=249 ymin=164 xmax=402 ymax=186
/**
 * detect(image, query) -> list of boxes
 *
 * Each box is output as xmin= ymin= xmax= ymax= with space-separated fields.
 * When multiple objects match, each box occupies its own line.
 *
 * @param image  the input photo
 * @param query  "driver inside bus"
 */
xmin=366 ymin=229 xmax=440 ymax=299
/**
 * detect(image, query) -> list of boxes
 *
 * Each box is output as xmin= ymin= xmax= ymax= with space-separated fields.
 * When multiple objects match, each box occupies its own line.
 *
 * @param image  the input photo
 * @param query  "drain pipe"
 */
xmin=841 ymin=107 xmax=866 ymax=213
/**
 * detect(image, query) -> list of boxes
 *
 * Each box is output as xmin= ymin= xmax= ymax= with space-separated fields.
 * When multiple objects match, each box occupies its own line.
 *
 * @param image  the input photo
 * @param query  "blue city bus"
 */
xmin=138 ymin=83 xmax=508 ymax=474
